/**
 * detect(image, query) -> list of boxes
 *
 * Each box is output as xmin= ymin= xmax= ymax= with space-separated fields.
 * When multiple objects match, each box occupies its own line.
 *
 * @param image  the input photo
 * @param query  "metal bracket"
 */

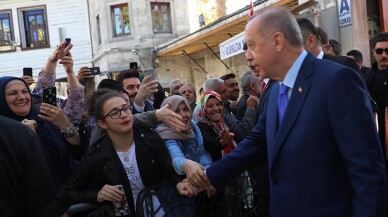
xmin=204 ymin=43 xmax=230 ymax=70
xmin=182 ymin=50 xmax=208 ymax=74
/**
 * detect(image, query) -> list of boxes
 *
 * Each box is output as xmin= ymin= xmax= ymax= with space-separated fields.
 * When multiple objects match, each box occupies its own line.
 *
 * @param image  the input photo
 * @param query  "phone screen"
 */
xmin=23 ymin=67 xmax=33 ymax=77
xmin=143 ymin=69 xmax=157 ymax=80
xmin=43 ymin=87 xmax=57 ymax=106
xmin=65 ymin=38 xmax=71 ymax=48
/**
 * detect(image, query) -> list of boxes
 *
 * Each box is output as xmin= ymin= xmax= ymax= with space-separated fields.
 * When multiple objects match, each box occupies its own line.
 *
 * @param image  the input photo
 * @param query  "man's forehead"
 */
xmin=375 ymin=41 xmax=388 ymax=48
xmin=224 ymin=78 xmax=237 ymax=84
xmin=123 ymin=77 xmax=140 ymax=85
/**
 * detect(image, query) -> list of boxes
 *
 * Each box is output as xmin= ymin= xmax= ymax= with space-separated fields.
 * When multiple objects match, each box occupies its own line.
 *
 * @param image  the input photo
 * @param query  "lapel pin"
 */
xmin=298 ymin=87 xmax=303 ymax=93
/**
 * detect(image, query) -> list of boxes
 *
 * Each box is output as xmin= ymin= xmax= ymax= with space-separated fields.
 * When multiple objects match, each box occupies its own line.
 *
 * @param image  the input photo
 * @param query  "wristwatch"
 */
xmin=61 ymin=125 xmax=77 ymax=138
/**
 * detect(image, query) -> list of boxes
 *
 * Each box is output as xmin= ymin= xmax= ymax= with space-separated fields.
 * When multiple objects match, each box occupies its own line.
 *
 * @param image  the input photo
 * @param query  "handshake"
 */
xmin=176 ymin=168 xmax=216 ymax=198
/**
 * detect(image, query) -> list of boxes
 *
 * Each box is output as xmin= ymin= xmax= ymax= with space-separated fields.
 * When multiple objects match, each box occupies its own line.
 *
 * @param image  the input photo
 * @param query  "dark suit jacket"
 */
xmin=207 ymin=53 xmax=386 ymax=217
xmin=235 ymin=94 xmax=249 ymax=120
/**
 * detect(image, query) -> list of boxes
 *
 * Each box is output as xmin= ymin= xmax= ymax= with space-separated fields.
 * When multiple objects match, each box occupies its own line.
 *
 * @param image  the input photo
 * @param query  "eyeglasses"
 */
xmin=103 ymin=104 xmax=132 ymax=119
xmin=375 ymin=48 xmax=388 ymax=55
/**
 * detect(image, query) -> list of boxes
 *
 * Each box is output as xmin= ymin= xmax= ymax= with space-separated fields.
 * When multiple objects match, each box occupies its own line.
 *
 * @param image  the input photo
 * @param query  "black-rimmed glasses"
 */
xmin=375 ymin=48 xmax=388 ymax=55
xmin=103 ymin=104 xmax=132 ymax=119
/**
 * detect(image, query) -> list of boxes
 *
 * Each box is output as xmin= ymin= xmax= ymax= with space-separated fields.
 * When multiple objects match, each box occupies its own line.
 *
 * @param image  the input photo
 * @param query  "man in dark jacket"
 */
xmin=364 ymin=32 xmax=388 ymax=155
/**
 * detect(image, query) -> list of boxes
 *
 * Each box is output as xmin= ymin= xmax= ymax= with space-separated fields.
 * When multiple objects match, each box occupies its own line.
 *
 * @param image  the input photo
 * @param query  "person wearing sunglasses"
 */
xmin=364 ymin=32 xmax=388 ymax=157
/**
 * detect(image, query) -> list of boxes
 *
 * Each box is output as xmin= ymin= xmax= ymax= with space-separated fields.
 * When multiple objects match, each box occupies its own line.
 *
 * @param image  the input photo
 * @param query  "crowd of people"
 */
xmin=1 ymin=5 xmax=388 ymax=217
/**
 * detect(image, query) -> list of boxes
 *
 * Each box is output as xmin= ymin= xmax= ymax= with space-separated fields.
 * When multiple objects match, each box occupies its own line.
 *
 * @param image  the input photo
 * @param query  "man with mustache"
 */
xmin=365 ymin=32 xmax=388 ymax=155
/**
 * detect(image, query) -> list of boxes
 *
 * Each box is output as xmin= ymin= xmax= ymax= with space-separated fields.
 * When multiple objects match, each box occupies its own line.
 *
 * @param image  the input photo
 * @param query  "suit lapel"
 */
xmin=269 ymin=54 xmax=315 ymax=165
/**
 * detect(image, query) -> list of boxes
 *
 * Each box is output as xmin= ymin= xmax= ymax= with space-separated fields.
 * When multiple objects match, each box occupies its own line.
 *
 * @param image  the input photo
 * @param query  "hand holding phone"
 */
xmin=143 ymin=69 xmax=157 ymax=81
xmin=43 ymin=87 xmax=57 ymax=106
xmin=88 ymin=67 xmax=101 ymax=75
xmin=65 ymin=38 xmax=71 ymax=48
xmin=113 ymin=185 xmax=130 ymax=216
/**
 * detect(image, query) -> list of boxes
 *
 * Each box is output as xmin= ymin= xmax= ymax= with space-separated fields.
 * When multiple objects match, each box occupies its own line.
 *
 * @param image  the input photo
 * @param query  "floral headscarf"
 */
xmin=198 ymin=91 xmax=236 ymax=155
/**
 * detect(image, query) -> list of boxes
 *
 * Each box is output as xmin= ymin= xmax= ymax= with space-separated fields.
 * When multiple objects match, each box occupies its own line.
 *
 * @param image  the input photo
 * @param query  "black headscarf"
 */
xmin=0 ymin=76 xmax=33 ymax=121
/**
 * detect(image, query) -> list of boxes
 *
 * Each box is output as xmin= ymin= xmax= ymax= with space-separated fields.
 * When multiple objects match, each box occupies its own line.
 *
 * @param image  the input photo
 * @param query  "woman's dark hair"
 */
xmin=87 ymin=89 xmax=121 ymax=120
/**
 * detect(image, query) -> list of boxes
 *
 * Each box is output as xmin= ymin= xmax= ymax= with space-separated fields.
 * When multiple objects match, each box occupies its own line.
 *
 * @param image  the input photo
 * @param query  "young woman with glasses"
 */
xmin=49 ymin=89 xmax=195 ymax=217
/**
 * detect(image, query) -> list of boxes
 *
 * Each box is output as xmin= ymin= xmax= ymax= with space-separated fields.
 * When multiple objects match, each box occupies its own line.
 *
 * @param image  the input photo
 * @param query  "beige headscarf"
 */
xmin=155 ymin=95 xmax=194 ymax=142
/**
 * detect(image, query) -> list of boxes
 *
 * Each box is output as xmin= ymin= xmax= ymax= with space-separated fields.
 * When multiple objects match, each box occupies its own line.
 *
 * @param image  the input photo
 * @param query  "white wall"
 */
xmin=0 ymin=0 xmax=92 ymax=79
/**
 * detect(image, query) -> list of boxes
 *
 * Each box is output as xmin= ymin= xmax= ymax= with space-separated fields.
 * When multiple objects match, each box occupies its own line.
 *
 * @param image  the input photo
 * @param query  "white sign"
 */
xmin=219 ymin=32 xmax=245 ymax=60
xmin=337 ymin=0 xmax=352 ymax=27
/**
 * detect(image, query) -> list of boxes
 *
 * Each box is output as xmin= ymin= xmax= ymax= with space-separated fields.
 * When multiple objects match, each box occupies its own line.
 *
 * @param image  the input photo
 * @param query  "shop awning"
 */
xmin=156 ymin=0 xmax=314 ymax=57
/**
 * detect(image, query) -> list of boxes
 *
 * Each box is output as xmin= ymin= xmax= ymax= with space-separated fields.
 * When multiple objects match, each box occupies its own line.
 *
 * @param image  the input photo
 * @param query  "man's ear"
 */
xmin=250 ymin=82 xmax=256 ymax=91
xmin=273 ymin=32 xmax=285 ymax=52
xmin=97 ymin=119 xmax=108 ymax=130
xmin=307 ymin=34 xmax=316 ymax=51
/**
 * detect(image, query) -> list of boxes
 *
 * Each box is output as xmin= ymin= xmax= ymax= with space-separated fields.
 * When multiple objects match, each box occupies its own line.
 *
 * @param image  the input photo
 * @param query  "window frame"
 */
xmin=96 ymin=15 xmax=101 ymax=45
xmin=150 ymin=2 xmax=172 ymax=34
xmin=0 ymin=9 xmax=15 ymax=52
xmin=110 ymin=3 xmax=130 ymax=37
xmin=17 ymin=5 xmax=50 ymax=50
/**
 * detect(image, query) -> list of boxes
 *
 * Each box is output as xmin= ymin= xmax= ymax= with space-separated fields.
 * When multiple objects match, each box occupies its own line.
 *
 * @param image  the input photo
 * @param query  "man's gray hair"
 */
xmin=203 ymin=78 xmax=224 ymax=92
xmin=169 ymin=79 xmax=182 ymax=95
xmin=251 ymin=7 xmax=303 ymax=47
xmin=180 ymin=83 xmax=196 ymax=97
xmin=240 ymin=71 xmax=258 ymax=92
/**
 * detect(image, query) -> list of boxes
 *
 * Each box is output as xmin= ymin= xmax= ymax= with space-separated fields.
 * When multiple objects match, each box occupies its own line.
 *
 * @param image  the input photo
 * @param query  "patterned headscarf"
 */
xmin=198 ymin=91 xmax=236 ymax=155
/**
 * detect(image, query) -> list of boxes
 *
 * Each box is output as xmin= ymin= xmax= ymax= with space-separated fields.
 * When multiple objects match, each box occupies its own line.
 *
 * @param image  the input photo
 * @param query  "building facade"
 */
xmin=87 ymin=0 xmax=191 ymax=87
xmin=155 ymin=0 xmax=388 ymax=93
xmin=0 ymin=0 xmax=92 ymax=79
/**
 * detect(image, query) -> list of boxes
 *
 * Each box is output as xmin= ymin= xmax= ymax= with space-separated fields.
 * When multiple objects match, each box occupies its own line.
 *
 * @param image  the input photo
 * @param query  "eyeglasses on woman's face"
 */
xmin=103 ymin=104 xmax=132 ymax=119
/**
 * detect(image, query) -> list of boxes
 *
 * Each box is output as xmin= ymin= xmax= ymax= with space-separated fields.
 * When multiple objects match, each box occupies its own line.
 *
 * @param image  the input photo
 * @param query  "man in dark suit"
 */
xmin=195 ymin=7 xmax=386 ymax=217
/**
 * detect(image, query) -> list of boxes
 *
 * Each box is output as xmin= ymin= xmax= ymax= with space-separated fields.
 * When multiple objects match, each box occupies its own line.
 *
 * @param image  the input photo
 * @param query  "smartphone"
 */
xmin=23 ymin=67 xmax=33 ymax=77
xmin=43 ymin=87 xmax=57 ymax=106
xmin=143 ymin=69 xmax=157 ymax=81
xmin=129 ymin=62 xmax=138 ymax=70
xmin=65 ymin=38 xmax=71 ymax=48
xmin=113 ymin=185 xmax=130 ymax=216
xmin=88 ymin=67 xmax=100 ymax=75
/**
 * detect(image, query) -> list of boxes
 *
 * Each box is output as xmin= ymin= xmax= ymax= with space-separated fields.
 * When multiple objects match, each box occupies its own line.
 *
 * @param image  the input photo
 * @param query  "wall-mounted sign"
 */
xmin=337 ymin=0 xmax=352 ymax=27
xmin=219 ymin=31 xmax=245 ymax=60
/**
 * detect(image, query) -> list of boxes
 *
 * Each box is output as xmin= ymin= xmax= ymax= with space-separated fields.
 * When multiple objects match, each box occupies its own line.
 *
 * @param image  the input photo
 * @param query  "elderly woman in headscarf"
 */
xmin=197 ymin=91 xmax=236 ymax=162
xmin=0 ymin=76 xmax=80 ymax=183
xmin=197 ymin=91 xmax=254 ymax=212
xmin=155 ymin=95 xmax=212 ymax=189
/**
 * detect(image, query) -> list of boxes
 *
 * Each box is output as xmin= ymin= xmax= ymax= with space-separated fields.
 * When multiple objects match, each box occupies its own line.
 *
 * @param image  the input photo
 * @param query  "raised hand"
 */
xmin=134 ymin=75 xmax=159 ymax=107
xmin=20 ymin=75 xmax=35 ymax=85
xmin=58 ymin=52 xmax=74 ymax=74
xmin=155 ymin=103 xmax=185 ymax=131
xmin=77 ymin=66 xmax=93 ymax=84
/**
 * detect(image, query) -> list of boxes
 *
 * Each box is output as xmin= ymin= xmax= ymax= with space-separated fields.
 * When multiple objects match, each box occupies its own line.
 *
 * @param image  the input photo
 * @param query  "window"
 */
xmin=111 ymin=4 xmax=130 ymax=36
xmin=151 ymin=2 xmax=172 ymax=33
xmin=18 ymin=6 xmax=49 ymax=49
xmin=96 ymin=15 xmax=101 ymax=45
xmin=0 ymin=10 xmax=14 ymax=52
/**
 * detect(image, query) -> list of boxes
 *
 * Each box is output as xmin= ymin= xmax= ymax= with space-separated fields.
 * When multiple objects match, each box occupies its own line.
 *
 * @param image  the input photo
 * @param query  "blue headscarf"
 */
xmin=0 ymin=76 xmax=73 ymax=183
